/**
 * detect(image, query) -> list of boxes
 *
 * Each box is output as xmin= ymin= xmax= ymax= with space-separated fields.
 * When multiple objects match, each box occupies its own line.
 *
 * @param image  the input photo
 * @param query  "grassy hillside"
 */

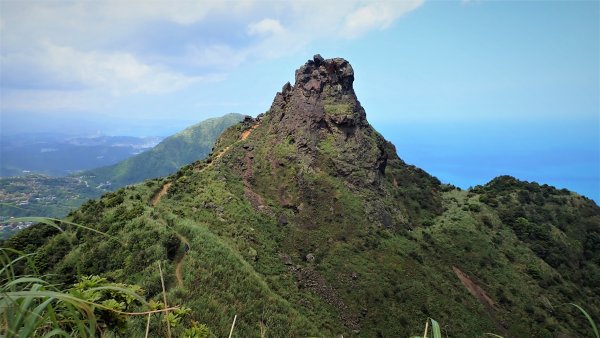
xmin=3 ymin=57 xmax=598 ymax=337
xmin=81 ymin=113 xmax=245 ymax=189
xmin=0 ymin=114 xmax=244 ymax=223
xmin=7 ymin=130 xmax=597 ymax=337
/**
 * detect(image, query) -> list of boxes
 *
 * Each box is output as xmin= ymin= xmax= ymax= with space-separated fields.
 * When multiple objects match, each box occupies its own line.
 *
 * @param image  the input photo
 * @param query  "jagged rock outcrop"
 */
xmin=266 ymin=55 xmax=389 ymax=184
xmin=234 ymin=55 xmax=443 ymax=230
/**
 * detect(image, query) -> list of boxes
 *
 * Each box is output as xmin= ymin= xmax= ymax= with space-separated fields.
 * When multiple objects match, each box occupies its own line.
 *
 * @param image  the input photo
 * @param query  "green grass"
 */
xmin=0 ymin=219 xmax=175 ymax=337
xmin=4 ymin=115 xmax=599 ymax=337
xmin=324 ymin=103 xmax=353 ymax=116
xmin=568 ymin=303 xmax=599 ymax=338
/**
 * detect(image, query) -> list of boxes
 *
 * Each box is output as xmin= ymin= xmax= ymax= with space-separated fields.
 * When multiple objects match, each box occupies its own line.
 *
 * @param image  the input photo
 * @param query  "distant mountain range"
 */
xmin=0 ymin=113 xmax=244 ymax=224
xmin=79 ymin=113 xmax=245 ymax=189
xmin=1 ymin=133 xmax=163 ymax=177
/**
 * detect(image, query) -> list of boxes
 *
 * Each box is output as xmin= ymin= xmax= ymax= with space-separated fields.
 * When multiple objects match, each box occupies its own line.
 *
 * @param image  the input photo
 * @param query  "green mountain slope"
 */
xmin=5 ymin=56 xmax=599 ymax=337
xmin=81 ymin=113 xmax=245 ymax=189
xmin=0 ymin=114 xmax=244 ymax=223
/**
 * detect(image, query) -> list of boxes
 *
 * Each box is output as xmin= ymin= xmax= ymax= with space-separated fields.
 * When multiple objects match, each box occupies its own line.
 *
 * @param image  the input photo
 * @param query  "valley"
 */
xmin=0 ymin=133 xmax=163 ymax=177
xmin=0 ymin=114 xmax=245 ymax=236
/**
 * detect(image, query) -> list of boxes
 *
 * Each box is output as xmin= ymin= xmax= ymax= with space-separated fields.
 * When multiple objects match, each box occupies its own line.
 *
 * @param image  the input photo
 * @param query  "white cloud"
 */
xmin=185 ymin=44 xmax=248 ymax=69
xmin=41 ymin=42 xmax=204 ymax=95
xmin=341 ymin=1 xmax=425 ymax=38
xmin=247 ymin=18 xmax=285 ymax=36
xmin=0 ymin=0 xmax=425 ymax=113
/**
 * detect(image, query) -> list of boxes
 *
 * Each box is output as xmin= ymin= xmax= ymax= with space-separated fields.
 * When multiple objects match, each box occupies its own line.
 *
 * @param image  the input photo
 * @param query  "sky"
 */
xmin=1 ymin=0 xmax=598 ymax=201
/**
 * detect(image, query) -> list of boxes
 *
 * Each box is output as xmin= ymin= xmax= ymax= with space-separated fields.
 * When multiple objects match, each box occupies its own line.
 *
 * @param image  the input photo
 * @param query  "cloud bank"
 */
xmin=0 ymin=0 xmax=424 ymax=113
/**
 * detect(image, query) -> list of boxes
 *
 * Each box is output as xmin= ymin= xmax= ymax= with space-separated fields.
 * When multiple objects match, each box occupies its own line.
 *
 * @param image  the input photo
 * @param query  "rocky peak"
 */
xmin=229 ymin=54 xmax=442 ymax=230
xmin=261 ymin=55 xmax=386 ymax=185
xmin=294 ymin=54 xmax=355 ymax=97
xmin=269 ymin=55 xmax=367 ymax=134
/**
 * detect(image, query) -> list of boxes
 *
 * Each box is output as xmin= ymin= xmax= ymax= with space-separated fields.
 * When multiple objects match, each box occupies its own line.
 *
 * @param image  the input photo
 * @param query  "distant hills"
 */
xmin=80 ymin=113 xmax=245 ymax=189
xmin=0 ymin=113 xmax=244 ymax=223
xmin=0 ymin=133 xmax=162 ymax=177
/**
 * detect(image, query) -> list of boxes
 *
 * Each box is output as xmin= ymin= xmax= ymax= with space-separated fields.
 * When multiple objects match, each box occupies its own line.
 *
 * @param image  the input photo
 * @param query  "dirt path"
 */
xmin=241 ymin=123 xmax=259 ymax=140
xmin=215 ymin=145 xmax=231 ymax=159
xmin=151 ymin=123 xmax=259 ymax=287
xmin=216 ymin=123 xmax=259 ymax=158
xmin=453 ymin=266 xmax=495 ymax=308
xmin=453 ymin=266 xmax=508 ymax=336
xmin=174 ymin=233 xmax=190 ymax=287
xmin=195 ymin=123 xmax=260 ymax=171
xmin=150 ymin=182 xmax=172 ymax=206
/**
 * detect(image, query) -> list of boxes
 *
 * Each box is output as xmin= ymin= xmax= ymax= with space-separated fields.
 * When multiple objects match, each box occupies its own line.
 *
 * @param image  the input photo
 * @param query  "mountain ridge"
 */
xmin=79 ymin=113 xmax=245 ymax=189
xmin=0 ymin=114 xmax=244 ymax=224
xmin=5 ymin=55 xmax=599 ymax=337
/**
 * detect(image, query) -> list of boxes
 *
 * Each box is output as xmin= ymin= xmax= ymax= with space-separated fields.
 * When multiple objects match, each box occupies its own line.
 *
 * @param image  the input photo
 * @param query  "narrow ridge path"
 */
xmin=241 ymin=123 xmax=259 ymax=140
xmin=149 ymin=122 xmax=259 ymax=288
xmin=150 ymin=182 xmax=172 ymax=206
xmin=174 ymin=233 xmax=190 ymax=287
xmin=194 ymin=122 xmax=260 ymax=172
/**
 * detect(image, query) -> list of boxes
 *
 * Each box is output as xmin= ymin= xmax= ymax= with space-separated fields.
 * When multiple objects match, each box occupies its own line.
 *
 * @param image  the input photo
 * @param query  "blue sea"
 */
xmin=376 ymin=120 xmax=599 ymax=204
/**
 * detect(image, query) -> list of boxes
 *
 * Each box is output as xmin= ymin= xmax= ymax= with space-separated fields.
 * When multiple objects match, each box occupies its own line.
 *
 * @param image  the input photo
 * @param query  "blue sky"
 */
xmin=1 ymin=0 xmax=598 ymax=201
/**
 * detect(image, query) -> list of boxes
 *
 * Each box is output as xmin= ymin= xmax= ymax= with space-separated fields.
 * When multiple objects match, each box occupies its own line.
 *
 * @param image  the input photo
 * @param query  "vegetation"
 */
xmin=411 ymin=318 xmax=441 ymax=338
xmin=0 ymin=218 xmax=184 ymax=337
xmin=6 ymin=122 xmax=597 ymax=336
xmin=0 ymin=175 xmax=100 ymax=219
xmin=2 ymin=58 xmax=598 ymax=336
xmin=324 ymin=103 xmax=353 ymax=117
xmin=79 ymin=113 xmax=245 ymax=189
xmin=0 ymin=114 xmax=244 ymax=231
xmin=409 ymin=306 xmax=599 ymax=338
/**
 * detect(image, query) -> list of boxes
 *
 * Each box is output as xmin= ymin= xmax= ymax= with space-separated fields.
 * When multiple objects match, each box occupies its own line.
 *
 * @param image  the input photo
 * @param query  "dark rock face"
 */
xmin=266 ymin=55 xmax=386 ymax=185
xmin=295 ymin=55 xmax=356 ymax=99
xmin=237 ymin=55 xmax=443 ymax=230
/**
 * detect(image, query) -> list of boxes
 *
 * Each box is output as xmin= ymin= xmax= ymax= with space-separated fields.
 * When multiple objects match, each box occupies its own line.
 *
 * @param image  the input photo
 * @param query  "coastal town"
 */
xmin=0 ymin=174 xmax=105 ymax=238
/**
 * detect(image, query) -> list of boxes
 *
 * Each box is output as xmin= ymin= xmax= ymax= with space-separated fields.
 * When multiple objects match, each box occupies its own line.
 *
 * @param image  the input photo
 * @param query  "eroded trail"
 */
xmin=453 ymin=266 xmax=508 ymax=336
xmin=195 ymin=122 xmax=260 ymax=171
xmin=453 ymin=266 xmax=495 ymax=308
xmin=241 ymin=123 xmax=259 ymax=140
xmin=150 ymin=182 xmax=172 ymax=206
xmin=149 ymin=123 xmax=259 ymax=288
xmin=175 ymin=233 xmax=190 ymax=287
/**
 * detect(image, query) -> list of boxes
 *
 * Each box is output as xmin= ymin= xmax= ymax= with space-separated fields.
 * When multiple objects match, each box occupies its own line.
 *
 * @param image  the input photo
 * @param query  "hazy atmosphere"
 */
xmin=1 ymin=0 xmax=598 ymax=200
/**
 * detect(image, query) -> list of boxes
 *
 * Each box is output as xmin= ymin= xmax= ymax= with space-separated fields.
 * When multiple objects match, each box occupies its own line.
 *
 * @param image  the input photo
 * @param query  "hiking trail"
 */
xmin=175 ymin=233 xmax=190 ymax=287
xmin=149 ymin=122 xmax=259 ymax=287
xmin=150 ymin=124 xmax=259 ymax=206
xmin=150 ymin=182 xmax=172 ymax=206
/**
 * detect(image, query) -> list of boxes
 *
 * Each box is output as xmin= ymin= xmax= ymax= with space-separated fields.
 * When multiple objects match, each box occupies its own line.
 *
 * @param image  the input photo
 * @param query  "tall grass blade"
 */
xmin=23 ymin=297 xmax=55 ymax=336
xmin=41 ymin=328 xmax=70 ymax=337
xmin=568 ymin=303 xmax=599 ymax=338
xmin=4 ymin=277 xmax=48 ymax=288
xmin=158 ymin=261 xmax=172 ymax=338
xmin=430 ymin=318 xmax=442 ymax=338
xmin=10 ymin=217 xmax=125 ymax=245
xmin=145 ymin=313 xmax=151 ymax=338
xmin=0 ymin=249 xmax=36 ymax=278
